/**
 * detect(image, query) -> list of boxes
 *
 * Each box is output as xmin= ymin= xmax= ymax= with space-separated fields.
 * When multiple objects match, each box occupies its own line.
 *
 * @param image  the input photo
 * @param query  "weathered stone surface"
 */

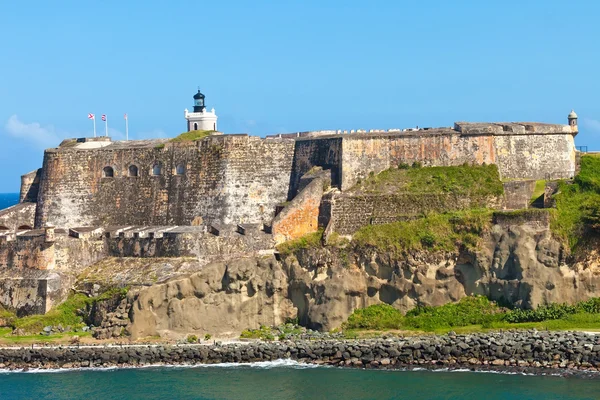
xmin=128 ymin=256 xmax=296 ymax=339
xmin=0 ymin=203 xmax=36 ymax=232
xmin=35 ymin=135 xmax=295 ymax=228
xmin=272 ymin=169 xmax=331 ymax=243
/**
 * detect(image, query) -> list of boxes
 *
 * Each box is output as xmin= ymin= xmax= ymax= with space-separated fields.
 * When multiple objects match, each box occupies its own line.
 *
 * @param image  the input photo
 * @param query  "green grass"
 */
xmin=276 ymin=229 xmax=324 ymax=255
xmin=12 ymin=294 xmax=92 ymax=333
xmin=240 ymin=326 xmax=275 ymax=341
xmin=355 ymin=163 xmax=504 ymax=197
xmin=530 ymin=179 xmax=546 ymax=203
xmin=342 ymin=297 xmax=600 ymax=335
xmin=550 ymin=155 xmax=600 ymax=249
xmin=0 ymin=327 xmax=92 ymax=344
xmin=170 ymin=130 xmax=215 ymax=143
xmin=10 ymin=287 xmax=129 ymax=334
xmin=353 ymin=209 xmax=493 ymax=253
xmin=343 ymin=304 xmax=404 ymax=330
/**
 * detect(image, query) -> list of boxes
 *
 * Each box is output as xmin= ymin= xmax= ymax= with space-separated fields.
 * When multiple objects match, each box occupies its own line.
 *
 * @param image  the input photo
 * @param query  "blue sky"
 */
xmin=0 ymin=0 xmax=598 ymax=192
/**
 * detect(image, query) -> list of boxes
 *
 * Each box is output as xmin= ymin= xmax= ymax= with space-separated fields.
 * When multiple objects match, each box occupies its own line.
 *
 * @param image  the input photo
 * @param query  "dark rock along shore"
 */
xmin=1 ymin=331 xmax=600 ymax=375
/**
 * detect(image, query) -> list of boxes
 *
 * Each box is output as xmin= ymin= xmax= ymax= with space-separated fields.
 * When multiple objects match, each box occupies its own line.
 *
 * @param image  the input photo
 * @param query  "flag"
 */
xmin=88 ymin=113 xmax=95 ymax=120
xmin=101 ymin=114 xmax=107 ymax=121
xmin=124 ymin=113 xmax=128 ymax=120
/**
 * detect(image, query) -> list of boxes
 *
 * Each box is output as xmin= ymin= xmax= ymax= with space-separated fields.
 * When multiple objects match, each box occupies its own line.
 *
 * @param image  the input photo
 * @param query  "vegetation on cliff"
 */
xmin=552 ymin=154 xmax=600 ymax=249
xmin=353 ymin=209 xmax=492 ymax=253
xmin=3 ymin=287 xmax=129 ymax=336
xmin=342 ymin=297 xmax=600 ymax=334
xmin=353 ymin=163 xmax=503 ymax=197
xmin=276 ymin=229 xmax=324 ymax=255
xmin=170 ymin=130 xmax=215 ymax=143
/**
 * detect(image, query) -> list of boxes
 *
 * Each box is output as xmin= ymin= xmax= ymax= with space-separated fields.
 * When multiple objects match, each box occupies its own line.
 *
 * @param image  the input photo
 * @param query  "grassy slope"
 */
xmin=551 ymin=155 xmax=600 ymax=249
xmin=170 ymin=130 xmax=214 ymax=142
xmin=342 ymin=298 xmax=600 ymax=337
xmin=353 ymin=163 xmax=504 ymax=197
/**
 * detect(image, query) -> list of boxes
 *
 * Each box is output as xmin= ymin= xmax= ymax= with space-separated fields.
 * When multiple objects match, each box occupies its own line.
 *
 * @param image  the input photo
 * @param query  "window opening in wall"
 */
xmin=176 ymin=164 xmax=185 ymax=175
xmin=17 ymin=225 xmax=32 ymax=230
xmin=103 ymin=166 xmax=114 ymax=178
xmin=0 ymin=226 xmax=9 ymax=231
xmin=129 ymin=165 xmax=139 ymax=177
xmin=152 ymin=163 xmax=162 ymax=176
xmin=194 ymin=122 xmax=198 ymax=130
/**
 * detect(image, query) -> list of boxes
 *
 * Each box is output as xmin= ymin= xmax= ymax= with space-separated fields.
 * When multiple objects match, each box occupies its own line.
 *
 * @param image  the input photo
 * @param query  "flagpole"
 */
xmin=125 ymin=114 xmax=129 ymax=141
xmin=93 ymin=117 xmax=96 ymax=137
xmin=105 ymin=116 xmax=108 ymax=137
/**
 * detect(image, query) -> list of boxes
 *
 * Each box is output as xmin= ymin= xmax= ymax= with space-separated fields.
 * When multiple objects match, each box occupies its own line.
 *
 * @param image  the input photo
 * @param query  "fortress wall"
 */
xmin=289 ymin=137 xmax=342 ymax=197
xmin=0 ymin=203 xmax=36 ymax=231
xmin=20 ymin=169 xmax=42 ymax=203
xmin=325 ymin=192 xmax=503 ymax=235
xmin=0 ymin=233 xmax=55 ymax=270
xmin=106 ymin=230 xmax=275 ymax=264
xmin=35 ymin=143 xmax=222 ymax=228
xmin=34 ymin=136 xmax=294 ymax=228
xmin=340 ymin=134 xmax=496 ymax=190
xmin=493 ymin=134 xmax=576 ymax=180
xmin=220 ymin=136 xmax=295 ymax=225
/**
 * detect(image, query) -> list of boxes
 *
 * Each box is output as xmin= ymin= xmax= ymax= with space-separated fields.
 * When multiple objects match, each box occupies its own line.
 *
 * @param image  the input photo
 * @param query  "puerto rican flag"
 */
xmin=88 ymin=113 xmax=95 ymax=120
xmin=101 ymin=114 xmax=107 ymax=121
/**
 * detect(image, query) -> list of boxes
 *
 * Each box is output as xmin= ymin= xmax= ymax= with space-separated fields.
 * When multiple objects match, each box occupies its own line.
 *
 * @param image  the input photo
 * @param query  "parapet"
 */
xmin=454 ymin=122 xmax=573 ymax=135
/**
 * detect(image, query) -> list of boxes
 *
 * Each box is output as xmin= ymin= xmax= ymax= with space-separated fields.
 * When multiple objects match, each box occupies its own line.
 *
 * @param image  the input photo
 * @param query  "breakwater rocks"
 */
xmin=1 ymin=331 xmax=600 ymax=374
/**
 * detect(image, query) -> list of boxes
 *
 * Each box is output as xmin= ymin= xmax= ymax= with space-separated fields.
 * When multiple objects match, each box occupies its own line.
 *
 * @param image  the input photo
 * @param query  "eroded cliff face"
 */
xmin=115 ymin=222 xmax=600 ymax=339
xmin=127 ymin=257 xmax=295 ymax=339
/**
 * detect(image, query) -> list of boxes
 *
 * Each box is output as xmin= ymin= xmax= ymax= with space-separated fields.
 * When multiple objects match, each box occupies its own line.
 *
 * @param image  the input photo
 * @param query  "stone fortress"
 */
xmin=0 ymin=89 xmax=582 ymax=320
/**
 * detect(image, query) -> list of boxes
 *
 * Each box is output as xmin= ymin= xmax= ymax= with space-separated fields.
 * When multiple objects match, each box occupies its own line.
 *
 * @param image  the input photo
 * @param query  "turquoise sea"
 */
xmin=0 ymin=193 xmax=19 ymax=209
xmin=0 ymin=362 xmax=599 ymax=400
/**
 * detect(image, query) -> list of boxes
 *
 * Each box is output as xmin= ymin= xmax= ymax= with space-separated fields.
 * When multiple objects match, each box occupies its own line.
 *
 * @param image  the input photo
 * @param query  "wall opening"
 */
xmin=103 ymin=166 xmax=114 ymax=178
xmin=0 ymin=226 xmax=9 ymax=231
xmin=17 ymin=225 xmax=32 ymax=230
xmin=194 ymin=122 xmax=198 ymax=130
xmin=152 ymin=163 xmax=162 ymax=176
xmin=176 ymin=163 xmax=185 ymax=175
xmin=129 ymin=165 xmax=139 ymax=177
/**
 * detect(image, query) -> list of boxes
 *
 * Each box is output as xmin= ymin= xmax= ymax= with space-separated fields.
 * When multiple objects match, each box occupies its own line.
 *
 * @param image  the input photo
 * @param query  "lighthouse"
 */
xmin=184 ymin=88 xmax=218 ymax=132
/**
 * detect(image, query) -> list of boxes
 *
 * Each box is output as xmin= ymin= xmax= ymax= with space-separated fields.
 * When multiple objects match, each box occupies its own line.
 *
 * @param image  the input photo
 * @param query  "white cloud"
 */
xmin=582 ymin=118 xmax=600 ymax=133
xmin=3 ymin=115 xmax=167 ymax=146
xmin=4 ymin=115 xmax=63 ymax=148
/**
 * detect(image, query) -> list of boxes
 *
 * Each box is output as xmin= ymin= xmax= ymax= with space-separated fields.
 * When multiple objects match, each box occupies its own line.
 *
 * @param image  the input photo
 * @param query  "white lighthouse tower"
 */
xmin=184 ymin=88 xmax=218 ymax=132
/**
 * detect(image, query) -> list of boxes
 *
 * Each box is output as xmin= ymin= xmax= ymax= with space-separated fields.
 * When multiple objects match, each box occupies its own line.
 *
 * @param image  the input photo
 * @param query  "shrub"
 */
xmin=276 ymin=229 xmax=324 ymax=255
xmin=204 ymin=333 xmax=212 ymax=341
xmin=240 ymin=326 xmax=275 ymax=341
xmin=404 ymin=296 xmax=504 ymax=331
xmin=187 ymin=335 xmax=198 ymax=343
xmin=411 ymin=161 xmax=422 ymax=169
xmin=398 ymin=162 xmax=410 ymax=170
xmin=343 ymin=304 xmax=403 ymax=330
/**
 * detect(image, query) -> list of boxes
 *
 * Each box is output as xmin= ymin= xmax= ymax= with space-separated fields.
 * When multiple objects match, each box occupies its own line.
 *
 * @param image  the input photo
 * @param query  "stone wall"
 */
xmin=502 ymin=180 xmax=536 ymax=210
xmin=0 ymin=203 xmax=36 ymax=231
xmin=271 ymin=170 xmax=331 ymax=243
xmin=288 ymin=137 xmax=342 ymax=197
xmin=106 ymin=226 xmax=274 ymax=265
xmin=20 ymin=169 xmax=42 ymax=203
xmin=291 ymin=128 xmax=576 ymax=191
xmin=323 ymin=192 xmax=502 ymax=235
xmin=35 ymin=136 xmax=295 ymax=228
xmin=0 ymin=332 xmax=599 ymax=373
xmin=340 ymin=133 xmax=497 ymax=191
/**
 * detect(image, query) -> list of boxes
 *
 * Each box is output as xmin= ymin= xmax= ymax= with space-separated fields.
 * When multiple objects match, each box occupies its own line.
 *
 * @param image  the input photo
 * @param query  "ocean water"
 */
xmin=0 ymin=193 xmax=19 ymax=209
xmin=0 ymin=362 xmax=598 ymax=400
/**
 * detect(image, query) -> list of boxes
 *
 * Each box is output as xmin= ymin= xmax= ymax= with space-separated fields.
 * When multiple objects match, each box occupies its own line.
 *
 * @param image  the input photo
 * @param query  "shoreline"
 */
xmin=0 ymin=331 xmax=599 ymax=377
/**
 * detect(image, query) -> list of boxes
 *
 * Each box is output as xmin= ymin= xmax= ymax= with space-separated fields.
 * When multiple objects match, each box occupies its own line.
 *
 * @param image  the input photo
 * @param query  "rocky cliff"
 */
xmin=84 ymin=218 xmax=600 ymax=339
